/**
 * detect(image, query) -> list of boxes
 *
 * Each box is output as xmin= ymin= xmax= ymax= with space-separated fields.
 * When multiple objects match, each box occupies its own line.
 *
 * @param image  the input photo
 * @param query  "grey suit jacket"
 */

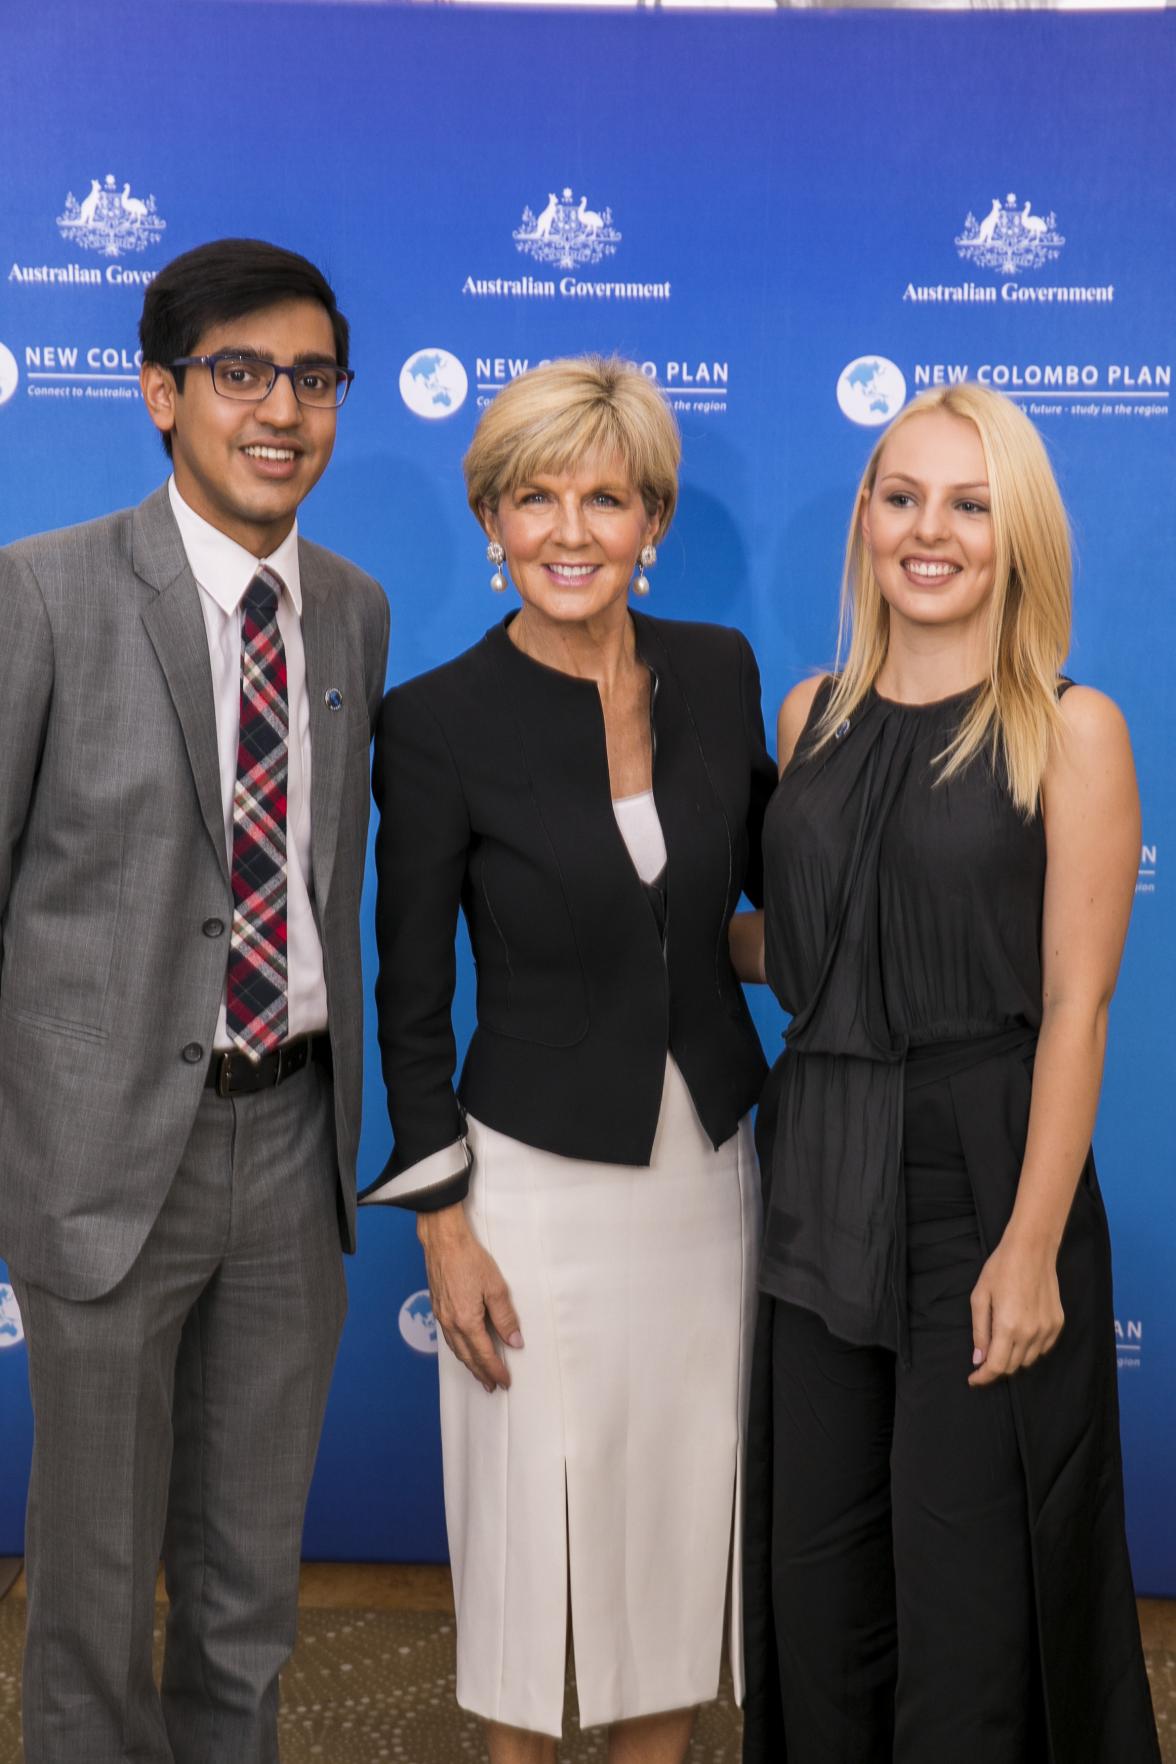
xmin=0 ymin=485 xmax=390 ymax=1300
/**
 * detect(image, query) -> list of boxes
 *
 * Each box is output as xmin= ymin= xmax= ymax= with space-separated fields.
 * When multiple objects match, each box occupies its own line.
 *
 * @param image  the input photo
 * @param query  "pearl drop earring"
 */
xmin=487 ymin=540 xmax=507 ymax=593
xmin=633 ymin=544 xmax=656 ymax=596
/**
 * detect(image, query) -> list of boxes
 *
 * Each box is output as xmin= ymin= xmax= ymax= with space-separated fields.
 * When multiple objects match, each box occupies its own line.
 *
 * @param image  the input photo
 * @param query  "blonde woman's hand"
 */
xmin=968 ymin=1230 xmax=1064 ymax=1388
xmin=417 ymin=1204 xmax=523 ymax=1393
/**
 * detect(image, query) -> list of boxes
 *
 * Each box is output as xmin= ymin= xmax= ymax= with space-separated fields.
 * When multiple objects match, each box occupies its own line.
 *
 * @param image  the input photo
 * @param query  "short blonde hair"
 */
xmin=463 ymin=355 xmax=680 ymax=540
xmin=817 ymin=382 xmax=1071 ymax=815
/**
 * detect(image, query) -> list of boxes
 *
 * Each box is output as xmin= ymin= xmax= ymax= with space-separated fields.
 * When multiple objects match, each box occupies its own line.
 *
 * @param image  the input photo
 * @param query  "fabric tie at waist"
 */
xmin=759 ymin=1024 xmax=1041 ymax=1357
xmin=905 ymin=1026 xmax=1038 ymax=1091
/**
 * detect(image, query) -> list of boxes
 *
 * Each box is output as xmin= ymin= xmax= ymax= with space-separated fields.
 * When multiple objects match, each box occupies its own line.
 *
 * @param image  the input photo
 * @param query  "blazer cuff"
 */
xmin=357 ymin=1138 xmax=471 ymax=1212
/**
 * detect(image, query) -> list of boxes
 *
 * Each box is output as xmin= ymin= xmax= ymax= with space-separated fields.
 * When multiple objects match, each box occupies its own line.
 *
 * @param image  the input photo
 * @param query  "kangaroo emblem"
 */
xmin=975 ymin=198 xmax=1001 ymax=245
xmin=530 ymin=194 xmax=559 ymax=239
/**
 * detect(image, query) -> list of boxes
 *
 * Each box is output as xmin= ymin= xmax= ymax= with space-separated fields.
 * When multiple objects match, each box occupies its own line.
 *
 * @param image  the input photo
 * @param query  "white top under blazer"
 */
xmin=611 ymin=789 xmax=668 ymax=885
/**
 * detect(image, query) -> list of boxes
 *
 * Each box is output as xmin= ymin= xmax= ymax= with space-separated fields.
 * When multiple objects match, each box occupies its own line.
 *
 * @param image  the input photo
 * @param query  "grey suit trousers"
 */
xmin=13 ymin=1061 xmax=345 ymax=1764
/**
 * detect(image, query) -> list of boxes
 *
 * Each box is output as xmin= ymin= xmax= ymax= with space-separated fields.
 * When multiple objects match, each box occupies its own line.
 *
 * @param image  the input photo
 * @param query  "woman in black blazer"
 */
xmin=366 ymin=357 xmax=775 ymax=1764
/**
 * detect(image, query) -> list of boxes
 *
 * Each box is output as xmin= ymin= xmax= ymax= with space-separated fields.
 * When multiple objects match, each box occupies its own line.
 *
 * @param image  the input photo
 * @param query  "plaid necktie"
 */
xmin=225 ymin=564 xmax=289 ymax=1059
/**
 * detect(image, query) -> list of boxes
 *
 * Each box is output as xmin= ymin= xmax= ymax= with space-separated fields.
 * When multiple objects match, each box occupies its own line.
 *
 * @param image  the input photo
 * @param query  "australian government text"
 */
xmin=463 ymin=276 xmax=672 ymax=301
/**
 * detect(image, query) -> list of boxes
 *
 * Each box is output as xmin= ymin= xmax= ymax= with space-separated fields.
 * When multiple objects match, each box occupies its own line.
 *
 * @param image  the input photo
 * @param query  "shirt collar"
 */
xmin=168 ymin=476 xmax=302 ymax=617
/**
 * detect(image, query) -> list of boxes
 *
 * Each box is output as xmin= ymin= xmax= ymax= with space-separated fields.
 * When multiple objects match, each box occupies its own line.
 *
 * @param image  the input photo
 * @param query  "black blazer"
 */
xmin=368 ymin=611 xmax=775 ymax=1210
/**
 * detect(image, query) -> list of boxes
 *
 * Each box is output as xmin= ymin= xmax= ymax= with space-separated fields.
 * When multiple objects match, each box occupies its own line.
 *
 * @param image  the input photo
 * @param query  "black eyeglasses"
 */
xmin=169 ymin=353 xmax=354 ymax=409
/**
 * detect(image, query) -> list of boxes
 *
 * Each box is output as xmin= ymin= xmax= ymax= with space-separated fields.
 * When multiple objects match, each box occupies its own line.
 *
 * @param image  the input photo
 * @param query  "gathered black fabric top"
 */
xmin=759 ymin=679 xmax=1054 ymax=1349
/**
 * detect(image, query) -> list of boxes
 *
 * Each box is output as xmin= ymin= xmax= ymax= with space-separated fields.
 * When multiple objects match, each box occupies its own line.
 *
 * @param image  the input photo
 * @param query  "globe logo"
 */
xmin=399 ymin=348 xmax=468 ymax=420
xmin=0 ymin=1284 xmax=25 ymax=1349
xmin=836 ymin=355 xmax=907 ymax=428
xmin=0 ymin=342 xmax=19 ymax=408
xmin=398 ymin=1288 xmax=439 ymax=1355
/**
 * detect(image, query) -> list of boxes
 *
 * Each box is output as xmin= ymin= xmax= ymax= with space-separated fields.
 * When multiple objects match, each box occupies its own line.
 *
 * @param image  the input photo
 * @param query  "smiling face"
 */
xmin=140 ymin=296 xmax=339 ymax=555
xmin=861 ymin=409 xmax=996 ymax=644
xmin=484 ymin=452 xmax=661 ymax=632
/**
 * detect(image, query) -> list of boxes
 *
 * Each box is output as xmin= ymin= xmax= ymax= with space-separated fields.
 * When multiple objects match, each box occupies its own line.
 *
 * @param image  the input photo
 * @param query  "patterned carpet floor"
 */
xmin=0 ymin=1604 xmax=740 ymax=1764
xmin=0 ymin=1596 xmax=1170 ymax=1763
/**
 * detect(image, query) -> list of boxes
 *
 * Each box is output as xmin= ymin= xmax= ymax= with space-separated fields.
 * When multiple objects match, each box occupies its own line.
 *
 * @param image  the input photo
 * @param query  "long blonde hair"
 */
xmin=816 ymin=382 xmax=1071 ymax=814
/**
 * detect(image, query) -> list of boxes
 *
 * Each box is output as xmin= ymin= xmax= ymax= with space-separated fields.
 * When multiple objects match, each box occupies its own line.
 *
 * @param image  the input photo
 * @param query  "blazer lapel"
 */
xmin=299 ymin=548 xmax=349 ymax=914
xmin=135 ymin=487 xmax=229 ymax=884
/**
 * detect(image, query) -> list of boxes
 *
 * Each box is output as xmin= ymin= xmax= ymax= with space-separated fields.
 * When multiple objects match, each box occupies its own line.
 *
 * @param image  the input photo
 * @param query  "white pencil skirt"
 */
xmin=438 ymin=1057 xmax=761 ymax=1737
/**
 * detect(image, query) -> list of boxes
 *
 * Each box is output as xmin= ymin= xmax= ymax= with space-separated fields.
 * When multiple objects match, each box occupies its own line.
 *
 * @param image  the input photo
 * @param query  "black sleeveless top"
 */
xmin=759 ymin=678 xmax=1061 ymax=1350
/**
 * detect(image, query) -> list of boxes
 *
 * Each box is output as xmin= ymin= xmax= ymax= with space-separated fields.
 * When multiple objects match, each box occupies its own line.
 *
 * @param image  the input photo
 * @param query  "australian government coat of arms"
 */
xmin=955 ymin=193 xmax=1064 ymax=276
xmin=57 ymin=174 xmax=167 ymax=259
xmin=513 ymin=188 xmax=621 ymax=270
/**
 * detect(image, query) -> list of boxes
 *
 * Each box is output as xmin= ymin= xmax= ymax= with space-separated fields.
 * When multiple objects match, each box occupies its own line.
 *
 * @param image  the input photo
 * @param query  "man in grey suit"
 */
xmin=0 ymin=238 xmax=389 ymax=1763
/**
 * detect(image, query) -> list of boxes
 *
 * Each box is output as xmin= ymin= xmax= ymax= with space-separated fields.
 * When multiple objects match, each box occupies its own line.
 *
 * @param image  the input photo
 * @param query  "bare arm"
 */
xmin=777 ymin=675 xmax=826 ymax=775
xmin=729 ymin=910 xmax=765 ymax=983
xmin=969 ymin=687 xmax=1139 ymax=1386
xmin=727 ymin=676 xmax=827 ymax=984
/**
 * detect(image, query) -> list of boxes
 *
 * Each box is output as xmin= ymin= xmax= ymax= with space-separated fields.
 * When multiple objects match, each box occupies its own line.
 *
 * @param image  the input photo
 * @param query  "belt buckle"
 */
xmin=216 ymin=1053 xmax=234 ymax=1099
xmin=273 ymin=1043 xmax=286 ymax=1087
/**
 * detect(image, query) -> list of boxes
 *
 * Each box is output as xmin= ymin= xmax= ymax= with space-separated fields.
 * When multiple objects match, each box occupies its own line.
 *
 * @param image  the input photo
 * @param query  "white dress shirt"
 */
xmin=169 ymin=477 xmax=328 ymax=1049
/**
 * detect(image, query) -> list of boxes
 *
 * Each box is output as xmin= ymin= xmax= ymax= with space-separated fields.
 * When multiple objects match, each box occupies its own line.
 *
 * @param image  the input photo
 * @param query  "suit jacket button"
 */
xmin=182 ymin=1042 xmax=204 ymax=1064
xmin=202 ymin=918 xmax=225 ymax=938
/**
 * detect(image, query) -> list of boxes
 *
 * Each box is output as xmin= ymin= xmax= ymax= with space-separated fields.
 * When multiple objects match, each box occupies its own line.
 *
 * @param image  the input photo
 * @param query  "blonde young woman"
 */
xmin=365 ymin=357 xmax=775 ymax=1764
xmin=736 ymin=385 xmax=1160 ymax=1763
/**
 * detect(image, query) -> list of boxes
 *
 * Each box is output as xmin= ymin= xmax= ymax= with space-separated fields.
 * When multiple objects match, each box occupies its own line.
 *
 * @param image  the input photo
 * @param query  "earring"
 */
xmin=486 ymin=540 xmax=507 ymax=593
xmin=633 ymin=544 xmax=656 ymax=596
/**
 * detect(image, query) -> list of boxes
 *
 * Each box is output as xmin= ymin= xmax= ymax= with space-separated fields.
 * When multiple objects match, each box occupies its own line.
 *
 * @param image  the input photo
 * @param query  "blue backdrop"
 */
xmin=0 ymin=2 xmax=1172 ymax=1593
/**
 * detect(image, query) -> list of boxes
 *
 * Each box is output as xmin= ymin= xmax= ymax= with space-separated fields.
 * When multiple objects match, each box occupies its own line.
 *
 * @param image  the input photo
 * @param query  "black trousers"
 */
xmin=768 ymin=1073 xmax=1049 ymax=1764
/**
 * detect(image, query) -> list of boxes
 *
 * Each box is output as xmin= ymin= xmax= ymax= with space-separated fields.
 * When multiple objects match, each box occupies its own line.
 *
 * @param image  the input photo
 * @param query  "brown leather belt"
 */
xmin=204 ymin=1033 xmax=332 ymax=1097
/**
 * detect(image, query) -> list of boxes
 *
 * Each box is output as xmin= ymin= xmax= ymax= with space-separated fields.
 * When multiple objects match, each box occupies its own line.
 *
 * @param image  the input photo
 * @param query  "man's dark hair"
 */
xmin=139 ymin=237 xmax=350 ymax=458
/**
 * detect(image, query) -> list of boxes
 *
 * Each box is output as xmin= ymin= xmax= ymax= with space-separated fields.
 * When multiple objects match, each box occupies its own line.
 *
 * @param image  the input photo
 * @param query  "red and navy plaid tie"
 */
xmin=226 ymin=564 xmax=289 ymax=1059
